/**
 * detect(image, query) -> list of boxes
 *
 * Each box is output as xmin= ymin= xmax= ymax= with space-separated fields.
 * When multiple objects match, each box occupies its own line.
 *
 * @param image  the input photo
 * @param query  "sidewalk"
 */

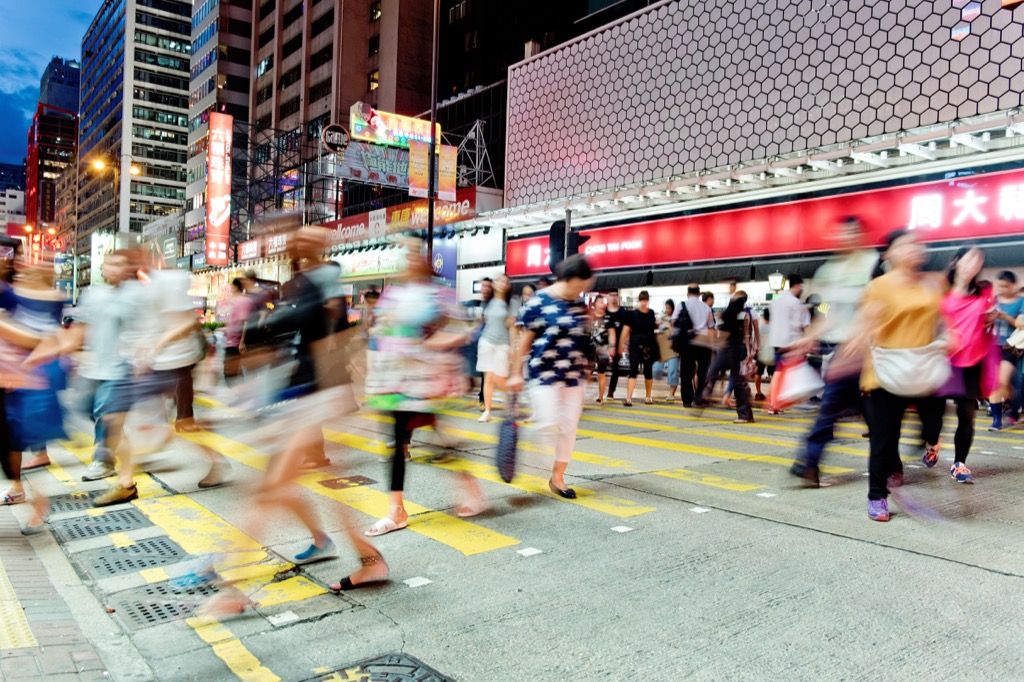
xmin=0 ymin=505 xmax=108 ymax=681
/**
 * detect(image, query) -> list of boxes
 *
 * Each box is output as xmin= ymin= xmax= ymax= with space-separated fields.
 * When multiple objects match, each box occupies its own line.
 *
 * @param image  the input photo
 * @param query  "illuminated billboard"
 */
xmin=350 ymin=102 xmax=440 ymax=150
xmin=205 ymin=112 xmax=233 ymax=266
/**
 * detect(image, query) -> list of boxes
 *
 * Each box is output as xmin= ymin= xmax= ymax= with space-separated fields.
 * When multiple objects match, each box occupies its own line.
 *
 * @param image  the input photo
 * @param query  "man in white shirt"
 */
xmin=768 ymin=274 xmax=808 ymax=361
xmin=676 ymin=285 xmax=715 ymax=407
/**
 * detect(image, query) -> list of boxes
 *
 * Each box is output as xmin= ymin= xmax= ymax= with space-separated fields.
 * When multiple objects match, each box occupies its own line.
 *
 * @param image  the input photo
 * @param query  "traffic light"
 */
xmin=548 ymin=220 xmax=565 ymax=272
xmin=548 ymin=220 xmax=591 ymax=272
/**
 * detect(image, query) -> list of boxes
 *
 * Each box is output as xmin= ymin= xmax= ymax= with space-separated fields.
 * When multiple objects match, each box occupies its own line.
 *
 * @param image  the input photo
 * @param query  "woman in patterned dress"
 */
xmin=508 ymin=255 xmax=595 ymax=498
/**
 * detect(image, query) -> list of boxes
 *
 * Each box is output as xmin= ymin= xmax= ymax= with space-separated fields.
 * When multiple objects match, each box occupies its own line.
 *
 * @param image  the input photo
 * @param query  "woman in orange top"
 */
xmin=850 ymin=231 xmax=946 ymax=522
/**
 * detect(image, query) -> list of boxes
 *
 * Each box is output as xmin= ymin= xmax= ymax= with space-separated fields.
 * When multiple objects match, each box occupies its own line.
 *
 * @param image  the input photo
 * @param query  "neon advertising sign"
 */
xmin=506 ymin=166 xmax=1024 ymax=277
xmin=349 ymin=102 xmax=441 ymax=150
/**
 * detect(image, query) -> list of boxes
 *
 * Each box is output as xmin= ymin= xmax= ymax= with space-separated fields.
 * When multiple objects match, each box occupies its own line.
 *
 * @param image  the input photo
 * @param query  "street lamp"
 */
xmin=768 ymin=271 xmax=785 ymax=292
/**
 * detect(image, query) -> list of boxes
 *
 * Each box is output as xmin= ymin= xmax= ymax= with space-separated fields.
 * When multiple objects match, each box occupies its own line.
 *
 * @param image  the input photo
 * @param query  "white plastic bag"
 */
xmin=772 ymin=361 xmax=825 ymax=409
xmin=124 ymin=397 xmax=172 ymax=456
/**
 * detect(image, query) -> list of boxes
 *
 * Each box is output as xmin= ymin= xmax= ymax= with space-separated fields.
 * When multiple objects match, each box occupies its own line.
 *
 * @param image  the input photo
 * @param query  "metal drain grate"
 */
xmin=304 ymin=653 xmax=454 ymax=682
xmin=48 ymin=491 xmax=101 ymax=514
xmin=50 ymin=508 xmax=152 ymax=543
xmin=109 ymin=581 xmax=220 ymax=630
xmin=74 ymin=537 xmax=187 ymax=579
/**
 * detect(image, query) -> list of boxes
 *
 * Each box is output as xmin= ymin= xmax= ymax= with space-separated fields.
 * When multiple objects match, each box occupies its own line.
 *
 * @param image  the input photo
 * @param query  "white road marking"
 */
xmin=690 ymin=507 xmax=711 ymax=514
xmin=516 ymin=547 xmax=544 ymax=557
xmin=267 ymin=611 xmax=299 ymax=627
xmin=610 ymin=526 xmax=633 ymax=533
xmin=755 ymin=492 xmax=777 ymax=498
xmin=403 ymin=576 xmax=433 ymax=588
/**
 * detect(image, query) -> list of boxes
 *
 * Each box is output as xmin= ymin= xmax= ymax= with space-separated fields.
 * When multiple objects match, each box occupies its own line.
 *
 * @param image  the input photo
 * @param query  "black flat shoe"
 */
xmin=329 ymin=552 xmax=388 ymax=592
xmin=622 ymin=400 xmax=633 ymax=407
xmin=548 ymin=479 xmax=577 ymax=499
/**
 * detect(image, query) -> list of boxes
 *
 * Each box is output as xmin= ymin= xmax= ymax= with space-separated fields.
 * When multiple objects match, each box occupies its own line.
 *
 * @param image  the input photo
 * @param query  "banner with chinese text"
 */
xmin=205 ymin=112 xmax=233 ymax=266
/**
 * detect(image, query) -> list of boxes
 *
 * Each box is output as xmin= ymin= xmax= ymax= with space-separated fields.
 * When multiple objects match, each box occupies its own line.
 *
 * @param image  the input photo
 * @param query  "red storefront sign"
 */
xmin=237 ymin=239 xmax=260 ymax=261
xmin=507 ymin=167 xmax=1024 ymax=276
xmin=323 ymin=186 xmax=477 ymax=244
xmin=205 ymin=112 xmax=233 ymax=266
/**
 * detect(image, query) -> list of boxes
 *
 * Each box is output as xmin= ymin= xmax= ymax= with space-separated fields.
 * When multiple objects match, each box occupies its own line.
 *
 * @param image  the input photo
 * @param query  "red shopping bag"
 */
xmin=769 ymin=360 xmax=825 ymax=412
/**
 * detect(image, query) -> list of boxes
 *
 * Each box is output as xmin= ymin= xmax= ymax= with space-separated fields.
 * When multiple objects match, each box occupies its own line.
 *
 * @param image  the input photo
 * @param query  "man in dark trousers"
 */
xmin=605 ymin=291 xmax=628 ymax=400
xmin=676 ymin=285 xmax=715 ymax=407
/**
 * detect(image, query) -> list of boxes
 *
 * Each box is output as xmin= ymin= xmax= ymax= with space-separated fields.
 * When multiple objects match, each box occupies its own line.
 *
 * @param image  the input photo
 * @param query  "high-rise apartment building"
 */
xmin=77 ymin=0 xmax=191 ymax=256
xmin=53 ymin=160 xmax=77 ymax=249
xmin=250 ymin=0 xmax=431 ymax=149
xmin=24 ymin=103 xmax=77 ymax=229
xmin=183 ymin=0 xmax=253 ymax=258
xmin=39 ymin=57 xmax=82 ymax=113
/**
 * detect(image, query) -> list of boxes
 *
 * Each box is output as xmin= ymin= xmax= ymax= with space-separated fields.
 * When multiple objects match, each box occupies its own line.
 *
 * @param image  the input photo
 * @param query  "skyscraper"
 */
xmin=39 ymin=57 xmax=81 ymax=113
xmin=183 ymin=0 xmax=253 ymax=260
xmin=77 ymin=0 xmax=191 ymax=261
xmin=24 ymin=102 xmax=77 ymax=229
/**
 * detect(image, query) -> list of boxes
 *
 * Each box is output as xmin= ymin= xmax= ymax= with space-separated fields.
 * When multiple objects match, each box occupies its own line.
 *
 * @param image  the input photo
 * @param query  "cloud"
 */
xmin=0 ymin=48 xmax=44 ymax=93
xmin=0 ymin=85 xmax=39 ymax=165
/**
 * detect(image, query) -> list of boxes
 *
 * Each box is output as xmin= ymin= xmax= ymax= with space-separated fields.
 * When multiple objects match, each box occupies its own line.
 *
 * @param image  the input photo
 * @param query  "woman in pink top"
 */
xmin=941 ymin=248 xmax=999 ymax=484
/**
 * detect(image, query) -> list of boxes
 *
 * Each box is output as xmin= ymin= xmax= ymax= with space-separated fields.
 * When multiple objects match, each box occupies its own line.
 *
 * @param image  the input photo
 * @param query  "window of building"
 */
xmin=309 ymin=78 xmax=331 ymax=103
xmin=282 ymin=2 xmax=303 ymax=25
xmin=370 ymin=1 xmax=381 ymax=21
xmin=191 ymin=19 xmax=219 ymax=53
xmin=464 ymin=30 xmax=477 ymax=51
xmin=135 ymin=30 xmax=191 ymax=54
xmin=256 ymin=54 xmax=273 ymax=78
xmin=258 ymin=25 xmax=275 ymax=48
xmin=367 ymin=70 xmax=380 ymax=92
xmin=310 ymin=45 xmax=332 ymax=70
xmin=192 ymin=0 xmax=219 ymax=28
xmin=311 ymin=8 xmax=334 ymax=37
xmin=278 ymin=64 xmax=301 ymax=89
xmin=256 ymin=83 xmax=273 ymax=105
xmin=258 ymin=0 xmax=276 ymax=21
xmin=136 ymin=10 xmax=190 ymax=36
xmin=282 ymin=34 xmax=302 ymax=57
xmin=278 ymin=97 xmax=300 ymax=119
xmin=368 ymin=34 xmax=380 ymax=56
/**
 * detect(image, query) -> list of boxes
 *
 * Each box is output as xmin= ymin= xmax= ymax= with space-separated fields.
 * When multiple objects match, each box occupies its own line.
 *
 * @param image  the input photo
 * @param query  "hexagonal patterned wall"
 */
xmin=505 ymin=0 xmax=1024 ymax=207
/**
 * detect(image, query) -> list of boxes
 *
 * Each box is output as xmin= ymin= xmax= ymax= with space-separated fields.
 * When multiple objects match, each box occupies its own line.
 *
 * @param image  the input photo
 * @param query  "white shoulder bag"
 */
xmin=871 ymin=338 xmax=951 ymax=397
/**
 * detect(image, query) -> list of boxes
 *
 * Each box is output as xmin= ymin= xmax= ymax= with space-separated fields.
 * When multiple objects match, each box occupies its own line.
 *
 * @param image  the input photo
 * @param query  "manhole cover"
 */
xmin=51 ymin=508 xmax=152 ymax=543
xmin=48 ymin=491 xmax=101 ymax=514
xmin=109 ymin=580 xmax=220 ymax=630
xmin=319 ymin=475 xmax=376 ymax=490
xmin=74 ymin=537 xmax=187 ymax=579
xmin=304 ymin=653 xmax=454 ymax=682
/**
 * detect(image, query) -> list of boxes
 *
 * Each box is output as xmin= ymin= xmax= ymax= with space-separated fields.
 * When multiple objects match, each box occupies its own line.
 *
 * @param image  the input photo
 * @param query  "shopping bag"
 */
xmin=124 ymin=397 xmax=172 ymax=456
xmin=496 ymin=395 xmax=518 ymax=483
xmin=769 ymin=360 xmax=824 ymax=411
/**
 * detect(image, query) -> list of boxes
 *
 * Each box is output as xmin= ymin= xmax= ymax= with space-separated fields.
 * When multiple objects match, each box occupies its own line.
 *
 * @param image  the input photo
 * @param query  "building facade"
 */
xmin=77 ymin=0 xmax=191 ymax=259
xmin=183 ymin=0 xmax=253 ymax=259
xmin=39 ymin=57 xmax=82 ymax=113
xmin=0 ymin=189 xmax=26 ymax=226
xmin=53 ymin=161 xmax=77 ymax=252
xmin=24 ymin=103 xmax=77 ymax=229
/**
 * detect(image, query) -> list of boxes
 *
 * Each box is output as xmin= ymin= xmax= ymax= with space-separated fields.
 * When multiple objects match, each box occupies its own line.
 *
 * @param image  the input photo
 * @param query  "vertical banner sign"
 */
xmin=205 ymin=112 xmax=233 ymax=266
xmin=438 ymin=144 xmax=458 ymax=202
xmin=408 ymin=140 xmax=430 ymax=198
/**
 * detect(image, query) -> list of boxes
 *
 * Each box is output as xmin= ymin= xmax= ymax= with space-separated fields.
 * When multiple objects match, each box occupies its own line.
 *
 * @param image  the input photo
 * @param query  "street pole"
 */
xmin=111 ymin=163 xmax=120 ymax=250
xmin=564 ymin=208 xmax=572 ymax=260
xmin=426 ymin=0 xmax=440 ymax=263
xmin=72 ymin=157 xmax=80 ymax=305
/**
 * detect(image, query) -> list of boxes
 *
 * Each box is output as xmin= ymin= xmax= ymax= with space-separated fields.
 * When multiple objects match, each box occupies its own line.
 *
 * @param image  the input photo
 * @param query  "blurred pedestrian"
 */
xmin=220 ymin=278 xmax=254 ymax=383
xmin=509 ymin=255 xmax=595 ymax=498
xmin=754 ymin=308 xmax=773 ymax=400
xmin=788 ymin=217 xmax=877 ymax=486
xmin=604 ymin=291 xmax=627 ymax=400
xmin=621 ymin=290 xmax=657 ymax=406
xmin=941 ymin=248 xmax=997 ymax=484
xmin=590 ymin=294 xmax=612 ymax=404
xmin=654 ymin=299 xmax=680 ymax=402
xmin=850 ymin=231 xmax=946 ymax=522
xmin=988 ymin=270 xmax=1024 ymax=430
xmin=701 ymin=290 xmax=755 ymax=423
xmin=676 ymin=285 xmax=715 ymax=407
xmin=477 ymin=274 xmax=515 ymax=423
xmin=364 ymin=240 xmax=483 ymax=536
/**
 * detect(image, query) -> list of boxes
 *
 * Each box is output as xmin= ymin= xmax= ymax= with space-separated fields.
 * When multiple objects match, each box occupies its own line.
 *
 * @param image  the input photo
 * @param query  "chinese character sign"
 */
xmin=408 ymin=140 xmax=430 ymax=199
xmin=205 ymin=112 xmax=233 ymax=266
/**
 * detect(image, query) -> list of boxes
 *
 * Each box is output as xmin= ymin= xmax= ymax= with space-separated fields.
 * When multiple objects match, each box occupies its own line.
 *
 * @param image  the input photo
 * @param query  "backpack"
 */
xmin=671 ymin=303 xmax=696 ymax=354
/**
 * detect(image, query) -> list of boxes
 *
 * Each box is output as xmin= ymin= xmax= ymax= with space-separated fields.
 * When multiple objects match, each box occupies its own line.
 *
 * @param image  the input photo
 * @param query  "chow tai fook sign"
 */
xmin=506 ymin=167 xmax=1024 ymax=276
xmin=205 ymin=112 xmax=232 ymax=266
xmin=350 ymin=102 xmax=441 ymax=150
xmin=324 ymin=186 xmax=477 ymax=244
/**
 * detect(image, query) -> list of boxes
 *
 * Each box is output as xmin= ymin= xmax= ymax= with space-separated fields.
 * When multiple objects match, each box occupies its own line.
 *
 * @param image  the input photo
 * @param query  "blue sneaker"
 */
xmin=868 ymin=498 xmax=890 ymax=522
xmin=293 ymin=538 xmax=337 ymax=565
xmin=950 ymin=462 xmax=974 ymax=484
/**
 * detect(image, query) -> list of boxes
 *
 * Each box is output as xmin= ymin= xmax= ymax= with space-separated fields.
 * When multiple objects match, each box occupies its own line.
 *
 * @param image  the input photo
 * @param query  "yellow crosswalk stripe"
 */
xmin=179 ymin=429 xmax=520 ymax=556
xmin=354 ymin=413 xmax=766 ymax=495
xmin=324 ymin=425 xmax=656 ymax=519
xmin=188 ymin=618 xmax=282 ymax=682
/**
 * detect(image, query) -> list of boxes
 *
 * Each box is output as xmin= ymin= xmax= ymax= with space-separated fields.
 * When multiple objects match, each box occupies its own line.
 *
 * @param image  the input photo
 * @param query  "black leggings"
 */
xmin=954 ymin=398 xmax=975 ymax=464
xmin=390 ymin=411 xmax=413 ymax=492
xmin=628 ymin=344 xmax=654 ymax=380
xmin=866 ymin=390 xmax=945 ymax=500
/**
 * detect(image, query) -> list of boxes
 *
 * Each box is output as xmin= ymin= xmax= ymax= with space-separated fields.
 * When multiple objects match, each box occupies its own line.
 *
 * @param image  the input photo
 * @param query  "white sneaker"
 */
xmin=477 ymin=411 xmax=491 ymax=423
xmin=81 ymin=460 xmax=116 ymax=482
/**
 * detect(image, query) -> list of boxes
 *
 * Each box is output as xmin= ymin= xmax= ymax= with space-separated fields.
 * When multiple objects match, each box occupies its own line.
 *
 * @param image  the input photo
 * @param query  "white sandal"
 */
xmin=364 ymin=516 xmax=408 ymax=537
xmin=455 ymin=498 xmax=489 ymax=518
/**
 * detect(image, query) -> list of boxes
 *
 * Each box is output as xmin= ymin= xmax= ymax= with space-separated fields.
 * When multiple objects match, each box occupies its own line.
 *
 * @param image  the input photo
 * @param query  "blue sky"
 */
xmin=0 ymin=1 xmax=103 ymax=165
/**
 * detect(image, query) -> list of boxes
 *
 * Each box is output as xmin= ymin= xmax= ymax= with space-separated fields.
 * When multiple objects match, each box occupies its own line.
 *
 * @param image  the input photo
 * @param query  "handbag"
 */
xmin=871 ymin=338 xmax=951 ymax=397
xmin=769 ymin=360 xmax=825 ymax=411
xmin=496 ymin=395 xmax=518 ymax=483
xmin=1006 ymin=328 xmax=1024 ymax=351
